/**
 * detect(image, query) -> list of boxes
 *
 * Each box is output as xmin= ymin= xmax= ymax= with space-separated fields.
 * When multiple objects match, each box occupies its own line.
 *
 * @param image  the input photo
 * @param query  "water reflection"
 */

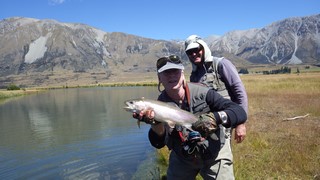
xmin=0 ymin=86 xmax=159 ymax=179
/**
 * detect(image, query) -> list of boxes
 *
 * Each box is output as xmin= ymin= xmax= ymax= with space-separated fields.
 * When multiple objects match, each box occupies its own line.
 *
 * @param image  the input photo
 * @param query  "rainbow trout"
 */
xmin=124 ymin=98 xmax=198 ymax=129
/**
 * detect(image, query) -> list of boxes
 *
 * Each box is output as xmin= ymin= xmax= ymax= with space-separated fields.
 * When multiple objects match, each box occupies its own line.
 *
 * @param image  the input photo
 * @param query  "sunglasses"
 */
xmin=186 ymin=47 xmax=202 ymax=56
xmin=156 ymin=55 xmax=181 ymax=69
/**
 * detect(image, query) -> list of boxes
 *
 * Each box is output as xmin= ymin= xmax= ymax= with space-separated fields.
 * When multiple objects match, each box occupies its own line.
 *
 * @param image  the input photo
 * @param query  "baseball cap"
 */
xmin=185 ymin=35 xmax=201 ymax=51
xmin=156 ymin=55 xmax=184 ymax=73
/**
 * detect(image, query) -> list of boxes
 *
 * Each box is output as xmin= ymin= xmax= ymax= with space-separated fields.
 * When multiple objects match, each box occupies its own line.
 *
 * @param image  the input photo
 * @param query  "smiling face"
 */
xmin=186 ymin=46 xmax=204 ymax=65
xmin=158 ymin=69 xmax=184 ymax=91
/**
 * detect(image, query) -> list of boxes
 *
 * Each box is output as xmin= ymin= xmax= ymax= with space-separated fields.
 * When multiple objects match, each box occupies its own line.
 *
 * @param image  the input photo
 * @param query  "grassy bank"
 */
xmin=156 ymin=72 xmax=320 ymax=179
xmin=0 ymin=89 xmax=42 ymax=99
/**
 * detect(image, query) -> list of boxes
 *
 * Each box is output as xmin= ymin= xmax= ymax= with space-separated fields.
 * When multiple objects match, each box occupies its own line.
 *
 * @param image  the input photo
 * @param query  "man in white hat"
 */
xmin=185 ymin=35 xmax=249 ymax=179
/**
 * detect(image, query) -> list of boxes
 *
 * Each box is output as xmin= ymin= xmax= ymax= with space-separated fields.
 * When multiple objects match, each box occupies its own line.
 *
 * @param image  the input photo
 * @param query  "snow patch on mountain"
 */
xmin=25 ymin=33 xmax=51 ymax=63
xmin=287 ymin=34 xmax=302 ymax=64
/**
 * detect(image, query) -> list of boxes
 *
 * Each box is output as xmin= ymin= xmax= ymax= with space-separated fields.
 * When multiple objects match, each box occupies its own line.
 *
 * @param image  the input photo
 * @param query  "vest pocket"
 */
xmin=200 ymin=73 xmax=219 ymax=90
xmin=192 ymin=99 xmax=210 ymax=115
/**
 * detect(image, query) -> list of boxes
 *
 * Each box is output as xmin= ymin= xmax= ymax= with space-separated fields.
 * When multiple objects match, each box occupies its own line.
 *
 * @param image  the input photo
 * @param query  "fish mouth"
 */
xmin=123 ymin=101 xmax=133 ymax=111
xmin=123 ymin=106 xmax=134 ymax=112
xmin=123 ymin=100 xmax=139 ymax=113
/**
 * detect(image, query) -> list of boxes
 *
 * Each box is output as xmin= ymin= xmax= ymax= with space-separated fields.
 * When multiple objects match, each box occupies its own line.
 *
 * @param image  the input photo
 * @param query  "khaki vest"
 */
xmin=201 ymin=57 xmax=230 ymax=99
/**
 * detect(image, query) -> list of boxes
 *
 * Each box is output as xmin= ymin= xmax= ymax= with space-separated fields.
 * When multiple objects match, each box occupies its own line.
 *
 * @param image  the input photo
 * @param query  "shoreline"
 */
xmin=0 ymin=81 xmax=158 ymax=100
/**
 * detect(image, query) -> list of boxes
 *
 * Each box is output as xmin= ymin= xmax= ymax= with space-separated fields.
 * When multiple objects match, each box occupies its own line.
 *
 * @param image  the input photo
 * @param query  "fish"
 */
xmin=123 ymin=97 xmax=198 ymax=129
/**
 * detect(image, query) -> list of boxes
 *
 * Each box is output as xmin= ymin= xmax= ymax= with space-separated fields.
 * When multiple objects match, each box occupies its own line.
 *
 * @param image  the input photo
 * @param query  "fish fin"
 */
xmin=167 ymin=121 xmax=176 ymax=129
xmin=137 ymin=120 xmax=141 ymax=129
xmin=185 ymin=125 xmax=193 ymax=132
xmin=209 ymin=133 xmax=219 ymax=141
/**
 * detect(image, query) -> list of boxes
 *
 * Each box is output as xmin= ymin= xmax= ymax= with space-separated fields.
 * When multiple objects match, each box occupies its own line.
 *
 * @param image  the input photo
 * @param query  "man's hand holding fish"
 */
xmin=132 ymin=109 xmax=158 ymax=125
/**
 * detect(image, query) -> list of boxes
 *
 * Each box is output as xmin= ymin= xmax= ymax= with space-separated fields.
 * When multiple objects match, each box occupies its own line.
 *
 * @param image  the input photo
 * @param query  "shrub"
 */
xmin=7 ymin=84 xmax=20 ymax=90
xmin=239 ymin=68 xmax=249 ymax=74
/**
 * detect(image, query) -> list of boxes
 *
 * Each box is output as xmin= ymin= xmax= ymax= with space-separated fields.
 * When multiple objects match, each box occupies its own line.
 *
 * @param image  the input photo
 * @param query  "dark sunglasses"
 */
xmin=186 ymin=47 xmax=202 ymax=55
xmin=156 ymin=55 xmax=181 ymax=69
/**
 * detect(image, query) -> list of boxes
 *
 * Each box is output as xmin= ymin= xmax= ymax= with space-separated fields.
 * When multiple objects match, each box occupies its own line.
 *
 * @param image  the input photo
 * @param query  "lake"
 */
xmin=0 ymin=86 xmax=160 ymax=179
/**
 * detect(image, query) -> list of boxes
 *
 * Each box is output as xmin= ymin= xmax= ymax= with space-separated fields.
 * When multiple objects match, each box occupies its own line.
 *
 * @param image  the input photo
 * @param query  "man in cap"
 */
xmin=185 ymin=35 xmax=249 ymax=178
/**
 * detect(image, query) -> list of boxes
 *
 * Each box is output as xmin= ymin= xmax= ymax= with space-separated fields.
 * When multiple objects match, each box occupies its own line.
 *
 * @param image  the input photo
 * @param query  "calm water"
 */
xmin=0 ymin=86 xmax=160 ymax=179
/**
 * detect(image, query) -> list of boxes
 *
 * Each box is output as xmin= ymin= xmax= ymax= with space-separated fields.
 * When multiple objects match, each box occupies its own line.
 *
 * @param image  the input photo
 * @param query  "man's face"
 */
xmin=159 ymin=69 xmax=184 ymax=90
xmin=186 ymin=47 xmax=203 ymax=65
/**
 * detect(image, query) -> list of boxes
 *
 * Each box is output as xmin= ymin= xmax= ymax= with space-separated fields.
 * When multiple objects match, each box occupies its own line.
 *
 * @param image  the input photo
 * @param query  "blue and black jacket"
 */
xmin=148 ymin=82 xmax=247 ymax=158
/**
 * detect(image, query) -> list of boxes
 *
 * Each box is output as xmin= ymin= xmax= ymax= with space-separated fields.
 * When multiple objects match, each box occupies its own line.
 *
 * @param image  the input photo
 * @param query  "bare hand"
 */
xmin=132 ymin=109 xmax=157 ymax=124
xmin=234 ymin=123 xmax=246 ymax=143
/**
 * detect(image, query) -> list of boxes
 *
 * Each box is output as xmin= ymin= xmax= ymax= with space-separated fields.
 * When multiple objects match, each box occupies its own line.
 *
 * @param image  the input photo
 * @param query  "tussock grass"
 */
xmin=0 ymin=89 xmax=44 ymax=104
xmin=0 ymin=91 xmax=23 ymax=99
xmin=234 ymin=72 xmax=320 ymax=179
xmin=0 ymin=89 xmax=41 ymax=99
xmin=0 ymin=81 xmax=157 ymax=98
xmin=156 ymin=148 xmax=170 ymax=178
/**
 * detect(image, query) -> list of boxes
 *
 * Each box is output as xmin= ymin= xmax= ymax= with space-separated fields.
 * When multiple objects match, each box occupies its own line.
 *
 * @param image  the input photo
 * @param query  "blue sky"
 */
xmin=1 ymin=0 xmax=319 ymax=40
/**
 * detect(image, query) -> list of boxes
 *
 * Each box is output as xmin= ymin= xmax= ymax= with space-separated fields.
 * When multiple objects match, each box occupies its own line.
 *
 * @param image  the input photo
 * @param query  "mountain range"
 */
xmin=0 ymin=14 xmax=319 ymax=87
xmin=207 ymin=14 xmax=320 ymax=64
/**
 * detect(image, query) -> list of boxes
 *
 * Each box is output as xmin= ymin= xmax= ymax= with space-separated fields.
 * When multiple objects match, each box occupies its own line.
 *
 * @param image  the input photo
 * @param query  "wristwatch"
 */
xmin=218 ymin=111 xmax=228 ymax=125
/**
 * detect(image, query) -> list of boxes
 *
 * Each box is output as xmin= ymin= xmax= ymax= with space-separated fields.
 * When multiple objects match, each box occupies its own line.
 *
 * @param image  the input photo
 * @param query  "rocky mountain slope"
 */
xmin=0 ymin=17 xmax=185 ymax=75
xmin=0 ymin=14 xmax=319 ymax=87
xmin=208 ymin=14 xmax=320 ymax=64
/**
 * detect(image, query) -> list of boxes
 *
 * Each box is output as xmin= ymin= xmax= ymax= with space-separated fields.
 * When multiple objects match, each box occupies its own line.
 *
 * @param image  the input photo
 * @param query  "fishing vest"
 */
xmin=190 ymin=58 xmax=233 ymax=147
xmin=159 ymin=83 xmax=222 ymax=160
xmin=191 ymin=57 xmax=230 ymax=100
xmin=186 ymin=82 xmax=211 ymax=115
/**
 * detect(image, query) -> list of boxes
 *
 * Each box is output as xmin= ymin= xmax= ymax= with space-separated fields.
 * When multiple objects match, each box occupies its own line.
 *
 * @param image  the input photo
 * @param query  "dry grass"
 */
xmin=233 ymin=73 xmax=320 ymax=179
xmin=0 ymin=70 xmax=160 ymax=88
xmin=0 ymin=89 xmax=44 ymax=104
xmin=0 ymin=89 xmax=42 ymax=98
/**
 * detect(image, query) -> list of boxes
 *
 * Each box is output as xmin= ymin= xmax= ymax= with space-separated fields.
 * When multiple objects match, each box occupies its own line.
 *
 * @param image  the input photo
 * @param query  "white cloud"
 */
xmin=48 ymin=0 xmax=66 ymax=5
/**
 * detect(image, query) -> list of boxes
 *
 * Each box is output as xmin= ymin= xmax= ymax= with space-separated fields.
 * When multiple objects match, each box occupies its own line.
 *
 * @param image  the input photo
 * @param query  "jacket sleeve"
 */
xmin=148 ymin=128 xmax=166 ymax=149
xmin=206 ymin=89 xmax=247 ymax=128
xmin=219 ymin=58 xmax=248 ymax=114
